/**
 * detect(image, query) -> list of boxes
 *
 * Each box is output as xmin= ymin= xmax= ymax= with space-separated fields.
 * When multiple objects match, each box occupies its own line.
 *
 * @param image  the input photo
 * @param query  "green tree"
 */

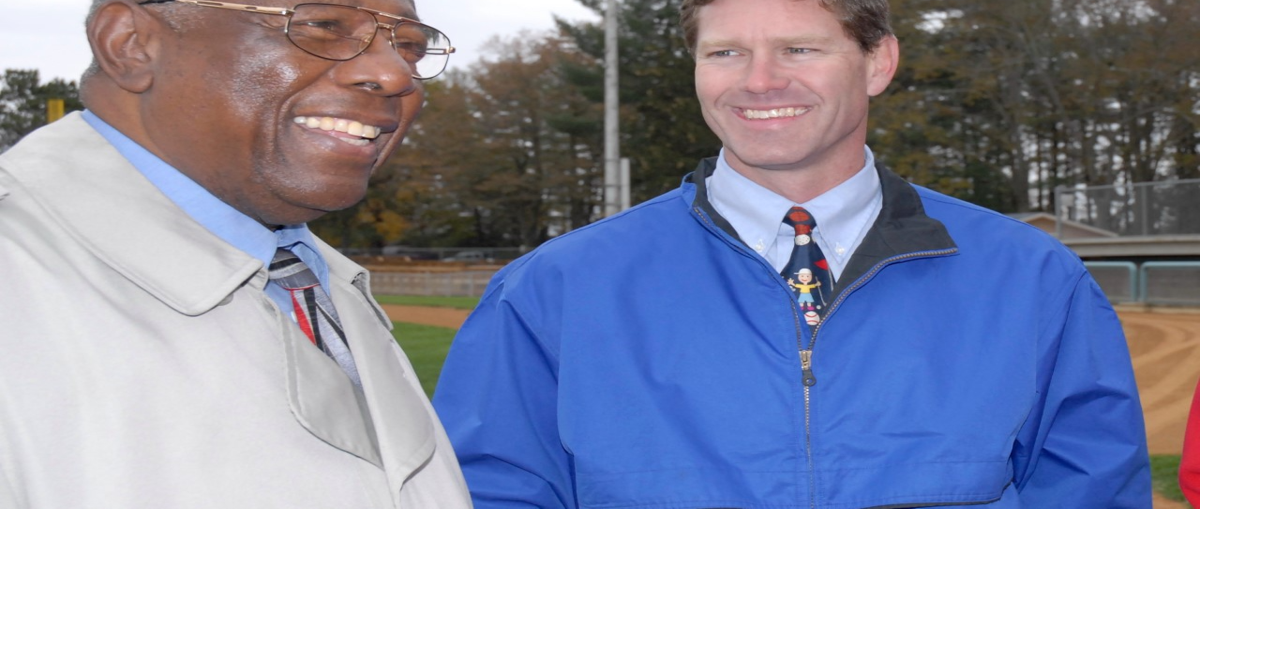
xmin=876 ymin=0 xmax=1199 ymax=212
xmin=559 ymin=0 xmax=721 ymax=205
xmin=1 ymin=69 xmax=84 ymax=151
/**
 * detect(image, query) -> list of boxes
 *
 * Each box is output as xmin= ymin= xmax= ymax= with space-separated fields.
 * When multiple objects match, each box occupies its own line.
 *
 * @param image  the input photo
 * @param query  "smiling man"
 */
xmin=0 ymin=0 xmax=470 ymax=507
xmin=433 ymin=0 xmax=1151 ymax=509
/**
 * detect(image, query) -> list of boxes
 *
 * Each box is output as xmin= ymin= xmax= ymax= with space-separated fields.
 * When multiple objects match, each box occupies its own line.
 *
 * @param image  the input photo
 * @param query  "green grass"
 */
xmin=389 ymin=321 xmax=458 ymax=397
xmin=379 ymin=295 xmax=474 ymax=397
xmin=1152 ymin=453 xmax=1187 ymax=506
xmin=1149 ymin=454 xmax=1189 ymax=506
xmin=376 ymin=294 xmax=480 ymax=310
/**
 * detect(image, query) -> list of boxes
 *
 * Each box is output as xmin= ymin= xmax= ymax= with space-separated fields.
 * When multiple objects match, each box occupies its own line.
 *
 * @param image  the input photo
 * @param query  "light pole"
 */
xmin=603 ymin=0 xmax=621 ymax=217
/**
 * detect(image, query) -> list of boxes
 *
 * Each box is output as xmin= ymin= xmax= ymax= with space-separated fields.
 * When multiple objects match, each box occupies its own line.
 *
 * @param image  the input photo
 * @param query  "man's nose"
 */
xmin=336 ymin=25 xmax=419 ymax=96
xmin=743 ymin=53 xmax=788 ymax=93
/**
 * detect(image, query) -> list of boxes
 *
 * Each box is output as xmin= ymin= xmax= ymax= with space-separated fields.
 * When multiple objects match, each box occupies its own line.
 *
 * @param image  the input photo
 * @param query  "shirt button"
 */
xmin=753 ymin=240 xmax=765 ymax=253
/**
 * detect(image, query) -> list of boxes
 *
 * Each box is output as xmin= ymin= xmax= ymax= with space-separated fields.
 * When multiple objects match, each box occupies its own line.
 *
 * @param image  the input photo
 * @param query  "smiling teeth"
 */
xmin=293 ymin=116 xmax=383 ymax=141
xmin=743 ymin=107 xmax=810 ymax=120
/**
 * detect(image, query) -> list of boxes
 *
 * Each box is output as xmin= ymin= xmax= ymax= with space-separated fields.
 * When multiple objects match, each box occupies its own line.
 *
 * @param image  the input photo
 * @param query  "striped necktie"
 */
xmin=780 ymin=206 xmax=833 ymax=327
xmin=268 ymin=248 xmax=362 ymax=388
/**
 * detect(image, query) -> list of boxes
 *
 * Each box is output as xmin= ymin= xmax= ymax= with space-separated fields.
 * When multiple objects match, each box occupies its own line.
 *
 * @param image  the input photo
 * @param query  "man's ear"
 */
xmin=86 ymin=1 xmax=164 ymax=94
xmin=865 ymin=35 xmax=899 ymax=97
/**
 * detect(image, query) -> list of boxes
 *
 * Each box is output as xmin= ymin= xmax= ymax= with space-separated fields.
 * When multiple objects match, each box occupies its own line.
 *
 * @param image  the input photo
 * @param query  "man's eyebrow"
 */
xmin=697 ymin=39 xmax=741 ymax=50
xmin=772 ymin=34 xmax=837 ymax=45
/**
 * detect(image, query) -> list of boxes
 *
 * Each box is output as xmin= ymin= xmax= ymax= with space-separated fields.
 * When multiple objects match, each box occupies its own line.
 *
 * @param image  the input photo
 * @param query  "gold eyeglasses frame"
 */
xmin=136 ymin=0 xmax=457 ymax=80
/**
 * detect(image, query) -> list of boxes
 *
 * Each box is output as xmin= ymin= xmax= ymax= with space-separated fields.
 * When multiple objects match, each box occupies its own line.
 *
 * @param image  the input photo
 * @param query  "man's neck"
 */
xmin=724 ymin=146 xmax=868 ymax=203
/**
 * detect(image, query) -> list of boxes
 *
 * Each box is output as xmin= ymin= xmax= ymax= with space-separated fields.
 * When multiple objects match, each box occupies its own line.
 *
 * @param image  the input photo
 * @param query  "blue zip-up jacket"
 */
xmin=434 ymin=159 xmax=1151 ymax=508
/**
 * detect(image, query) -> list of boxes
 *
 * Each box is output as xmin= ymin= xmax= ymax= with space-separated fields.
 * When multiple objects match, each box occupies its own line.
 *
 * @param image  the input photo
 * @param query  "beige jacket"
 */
xmin=0 ymin=113 xmax=471 ymax=508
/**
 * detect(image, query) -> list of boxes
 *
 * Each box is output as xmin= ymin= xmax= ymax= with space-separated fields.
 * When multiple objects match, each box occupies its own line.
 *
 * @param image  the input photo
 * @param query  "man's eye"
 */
xmin=706 ymin=49 xmax=739 ymax=58
xmin=787 ymin=47 xmax=814 ymax=54
xmin=297 ymin=20 xmax=343 ymax=32
xmin=396 ymin=41 xmax=429 ymax=59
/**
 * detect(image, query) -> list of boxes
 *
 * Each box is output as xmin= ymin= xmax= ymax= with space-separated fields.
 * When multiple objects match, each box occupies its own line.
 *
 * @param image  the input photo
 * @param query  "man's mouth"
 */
xmin=293 ymin=116 xmax=384 ymax=146
xmin=742 ymin=107 xmax=811 ymax=120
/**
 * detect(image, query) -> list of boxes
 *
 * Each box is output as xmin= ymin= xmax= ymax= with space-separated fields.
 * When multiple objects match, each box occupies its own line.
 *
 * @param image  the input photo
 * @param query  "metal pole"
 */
xmin=1053 ymin=185 xmax=1064 ymax=239
xmin=620 ymin=157 xmax=631 ymax=211
xmin=604 ymin=0 xmax=620 ymax=217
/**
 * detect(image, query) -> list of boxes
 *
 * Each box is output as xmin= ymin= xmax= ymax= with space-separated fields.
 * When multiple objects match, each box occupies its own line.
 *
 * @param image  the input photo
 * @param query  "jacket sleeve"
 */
xmin=1180 ymin=382 xmax=1200 ymax=508
xmin=432 ymin=286 xmax=575 ymax=508
xmin=1014 ymin=275 xmax=1152 ymax=508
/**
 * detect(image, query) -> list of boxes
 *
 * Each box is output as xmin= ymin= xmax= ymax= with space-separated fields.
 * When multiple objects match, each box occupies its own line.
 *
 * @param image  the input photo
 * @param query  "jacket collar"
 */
xmin=3 ymin=113 xmax=263 ymax=315
xmin=684 ymin=155 xmax=958 ymax=290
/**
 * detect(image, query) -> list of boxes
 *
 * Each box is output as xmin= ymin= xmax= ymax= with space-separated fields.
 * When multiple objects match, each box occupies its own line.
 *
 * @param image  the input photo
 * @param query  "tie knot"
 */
xmin=784 ymin=206 xmax=816 ymax=233
xmin=268 ymin=247 xmax=320 ymax=290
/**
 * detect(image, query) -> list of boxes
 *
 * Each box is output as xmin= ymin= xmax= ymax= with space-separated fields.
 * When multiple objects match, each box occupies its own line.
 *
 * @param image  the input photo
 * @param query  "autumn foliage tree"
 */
xmin=312 ymin=32 xmax=601 ymax=249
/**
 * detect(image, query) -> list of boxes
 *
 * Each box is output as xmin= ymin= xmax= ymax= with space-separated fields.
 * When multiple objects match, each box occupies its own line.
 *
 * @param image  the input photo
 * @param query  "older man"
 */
xmin=0 ymin=0 xmax=470 ymax=507
xmin=434 ymin=0 xmax=1151 ymax=508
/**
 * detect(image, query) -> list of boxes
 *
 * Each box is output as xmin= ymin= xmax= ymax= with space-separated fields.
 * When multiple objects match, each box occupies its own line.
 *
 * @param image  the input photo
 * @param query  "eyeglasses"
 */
xmin=137 ymin=1 xmax=456 ymax=80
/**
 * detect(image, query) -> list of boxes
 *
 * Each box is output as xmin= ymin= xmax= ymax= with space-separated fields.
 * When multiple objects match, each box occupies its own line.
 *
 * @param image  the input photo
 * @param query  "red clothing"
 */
xmin=1180 ymin=383 xmax=1200 ymax=508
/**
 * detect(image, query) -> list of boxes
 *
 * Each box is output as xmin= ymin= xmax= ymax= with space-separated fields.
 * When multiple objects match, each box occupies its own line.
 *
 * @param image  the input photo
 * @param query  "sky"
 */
xmin=1 ymin=0 xmax=603 ymax=84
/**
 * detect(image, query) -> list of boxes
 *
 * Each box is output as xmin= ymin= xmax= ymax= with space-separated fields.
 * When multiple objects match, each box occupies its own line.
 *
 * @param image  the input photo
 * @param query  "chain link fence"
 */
xmin=369 ymin=270 xmax=497 ymax=298
xmin=1055 ymin=179 xmax=1199 ymax=238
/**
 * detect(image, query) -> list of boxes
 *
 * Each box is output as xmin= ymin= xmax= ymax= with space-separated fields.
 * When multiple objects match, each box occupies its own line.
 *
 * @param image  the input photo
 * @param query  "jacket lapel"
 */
xmin=273 ymin=289 xmax=384 ymax=468
xmin=322 ymin=247 xmax=438 ymax=494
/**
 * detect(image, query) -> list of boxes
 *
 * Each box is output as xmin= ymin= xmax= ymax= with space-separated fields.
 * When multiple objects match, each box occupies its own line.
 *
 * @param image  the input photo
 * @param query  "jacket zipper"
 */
xmin=798 ymin=346 xmax=816 ymax=507
xmin=794 ymin=248 xmax=958 ymax=508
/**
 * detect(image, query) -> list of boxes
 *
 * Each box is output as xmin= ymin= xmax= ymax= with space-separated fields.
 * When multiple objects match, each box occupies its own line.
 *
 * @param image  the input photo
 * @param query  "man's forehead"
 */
xmin=365 ymin=0 xmax=421 ymax=17
xmin=360 ymin=0 xmax=422 ymax=20
xmin=697 ymin=3 xmax=844 ymax=34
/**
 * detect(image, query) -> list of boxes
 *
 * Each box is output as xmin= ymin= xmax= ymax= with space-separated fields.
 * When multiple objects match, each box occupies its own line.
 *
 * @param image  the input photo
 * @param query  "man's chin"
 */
xmin=234 ymin=166 xmax=376 ymax=224
xmin=254 ymin=193 xmax=368 ymax=226
xmin=287 ymin=182 xmax=372 ymax=218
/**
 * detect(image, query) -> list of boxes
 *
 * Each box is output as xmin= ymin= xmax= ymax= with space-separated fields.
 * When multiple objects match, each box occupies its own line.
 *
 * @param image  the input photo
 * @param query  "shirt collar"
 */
xmin=81 ymin=111 xmax=327 ymax=289
xmin=704 ymin=146 xmax=882 ymax=267
xmin=704 ymin=149 xmax=793 ymax=254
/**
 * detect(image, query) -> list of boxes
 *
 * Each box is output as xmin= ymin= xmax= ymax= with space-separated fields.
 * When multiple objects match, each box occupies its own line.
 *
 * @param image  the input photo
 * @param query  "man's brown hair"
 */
xmin=680 ymin=0 xmax=894 ymax=54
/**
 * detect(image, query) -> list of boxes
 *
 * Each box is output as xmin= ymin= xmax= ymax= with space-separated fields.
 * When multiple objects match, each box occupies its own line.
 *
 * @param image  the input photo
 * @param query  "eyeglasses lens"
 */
xmin=286 ymin=3 xmax=451 ymax=80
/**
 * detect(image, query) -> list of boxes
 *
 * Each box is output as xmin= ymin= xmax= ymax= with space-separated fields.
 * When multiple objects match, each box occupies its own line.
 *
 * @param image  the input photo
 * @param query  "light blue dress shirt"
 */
xmin=82 ymin=111 xmax=332 ymax=319
xmin=705 ymin=146 xmax=883 ymax=282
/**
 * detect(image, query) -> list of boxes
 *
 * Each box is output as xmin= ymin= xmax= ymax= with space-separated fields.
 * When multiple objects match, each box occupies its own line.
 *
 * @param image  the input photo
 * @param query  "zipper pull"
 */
xmin=800 ymin=349 xmax=816 ymax=387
